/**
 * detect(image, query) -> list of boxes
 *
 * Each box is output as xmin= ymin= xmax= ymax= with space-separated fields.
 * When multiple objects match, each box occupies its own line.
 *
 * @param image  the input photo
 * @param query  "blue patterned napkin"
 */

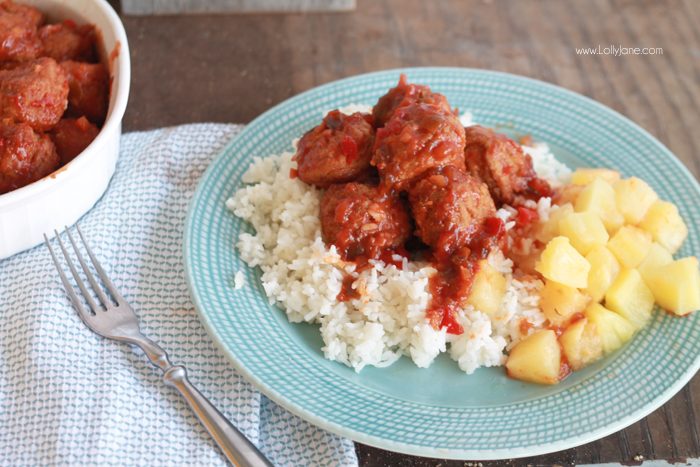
xmin=0 ymin=124 xmax=359 ymax=466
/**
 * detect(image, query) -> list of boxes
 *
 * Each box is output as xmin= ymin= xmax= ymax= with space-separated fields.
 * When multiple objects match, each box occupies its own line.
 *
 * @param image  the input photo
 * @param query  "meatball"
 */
xmin=372 ymin=74 xmax=453 ymax=128
xmin=372 ymin=102 xmax=466 ymax=192
xmin=0 ymin=57 xmax=68 ymax=131
xmin=408 ymin=166 xmax=496 ymax=259
xmin=293 ymin=110 xmax=375 ymax=188
xmin=0 ymin=121 xmax=59 ymax=193
xmin=40 ymin=21 xmax=97 ymax=62
xmin=0 ymin=1 xmax=43 ymax=62
xmin=49 ymin=116 xmax=99 ymax=164
xmin=1 ymin=1 xmax=42 ymax=26
xmin=61 ymin=60 xmax=109 ymax=123
xmin=463 ymin=125 xmax=550 ymax=205
xmin=320 ymin=182 xmax=411 ymax=260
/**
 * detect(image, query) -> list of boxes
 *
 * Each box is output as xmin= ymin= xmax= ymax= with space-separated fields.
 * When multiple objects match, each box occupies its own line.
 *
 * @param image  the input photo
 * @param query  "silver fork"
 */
xmin=45 ymin=226 xmax=272 ymax=467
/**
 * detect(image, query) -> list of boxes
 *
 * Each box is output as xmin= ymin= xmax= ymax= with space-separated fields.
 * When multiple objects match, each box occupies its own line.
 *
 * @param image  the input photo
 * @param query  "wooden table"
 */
xmin=115 ymin=0 xmax=700 ymax=464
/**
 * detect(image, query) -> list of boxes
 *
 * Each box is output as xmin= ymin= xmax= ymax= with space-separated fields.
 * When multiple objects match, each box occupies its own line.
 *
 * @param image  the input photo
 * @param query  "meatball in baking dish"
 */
xmin=0 ymin=1 xmax=109 ymax=195
xmin=0 ymin=121 xmax=59 ymax=194
xmin=0 ymin=57 xmax=69 ymax=131
xmin=0 ymin=1 xmax=43 ymax=62
xmin=40 ymin=21 xmax=97 ymax=62
xmin=61 ymin=60 xmax=109 ymax=124
xmin=49 ymin=116 xmax=99 ymax=165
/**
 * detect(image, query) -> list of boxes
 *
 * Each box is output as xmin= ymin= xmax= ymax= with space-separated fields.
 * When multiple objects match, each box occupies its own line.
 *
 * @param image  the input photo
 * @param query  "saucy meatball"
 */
xmin=293 ymin=110 xmax=375 ymax=188
xmin=463 ymin=125 xmax=547 ymax=205
xmin=0 ymin=1 xmax=43 ymax=62
xmin=320 ymin=182 xmax=411 ymax=260
xmin=0 ymin=57 xmax=68 ymax=131
xmin=372 ymin=74 xmax=452 ymax=128
xmin=49 ymin=116 xmax=99 ymax=164
xmin=372 ymin=102 xmax=466 ymax=192
xmin=408 ymin=165 xmax=496 ymax=258
xmin=61 ymin=60 xmax=109 ymax=123
xmin=0 ymin=121 xmax=59 ymax=193
xmin=40 ymin=21 xmax=96 ymax=62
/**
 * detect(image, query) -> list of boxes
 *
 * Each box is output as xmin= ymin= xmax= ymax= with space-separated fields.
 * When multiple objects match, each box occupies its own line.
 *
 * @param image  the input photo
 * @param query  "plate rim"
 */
xmin=183 ymin=66 xmax=700 ymax=460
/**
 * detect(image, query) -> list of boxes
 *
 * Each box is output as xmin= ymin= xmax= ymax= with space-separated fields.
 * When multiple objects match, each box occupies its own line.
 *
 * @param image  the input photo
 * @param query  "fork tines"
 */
xmin=45 ymin=225 xmax=121 ymax=317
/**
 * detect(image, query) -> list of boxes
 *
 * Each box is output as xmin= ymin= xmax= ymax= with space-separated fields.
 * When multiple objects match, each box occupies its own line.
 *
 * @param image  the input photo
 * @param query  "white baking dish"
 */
xmin=0 ymin=0 xmax=130 ymax=259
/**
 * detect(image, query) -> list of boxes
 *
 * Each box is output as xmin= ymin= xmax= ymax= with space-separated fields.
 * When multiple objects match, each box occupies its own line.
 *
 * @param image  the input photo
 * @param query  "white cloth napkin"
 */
xmin=0 ymin=124 xmax=359 ymax=467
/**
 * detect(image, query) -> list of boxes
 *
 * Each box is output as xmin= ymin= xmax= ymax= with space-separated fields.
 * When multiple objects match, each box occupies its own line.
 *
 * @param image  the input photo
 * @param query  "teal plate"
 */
xmin=184 ymin=68 xmax=700 ymax=459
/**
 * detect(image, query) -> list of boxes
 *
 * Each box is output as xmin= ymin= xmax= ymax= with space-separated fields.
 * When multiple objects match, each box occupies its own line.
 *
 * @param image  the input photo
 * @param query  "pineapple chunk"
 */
xmin=540 ymin=280 xmax=590 ymax=326
xmin=535 ymin=203 xmax=574 ymax=244
xmin=607 ymin=226 xmax=652 ymax=269
xmin=614 ymin=177 xmax=658 ymax=224
xmin=646 ymin=257 xmax=700 ymax=316
xmin=506 ymin=330 xmax=561 ymax=385
xmin=585 ymin=246 xmax=621 ymax=302
xmin=535 ymin=236 xmax=591 ymax=288
xmin=559 ymin=318 xmax=603 ymax=371
xmin=605 ymin=269 xmax=655 ymax=330
xmin=467 ymin=260 xmax=507 ymax=316
xmin=575 ymin=178 xmax=624 ymax=233
xmin=558 ymin=211 xmax=609 ymax=255
xmin=571 ymin=168 xmax=621 ymax=186
xmin=638 ymin=200 xmax=688 ymax=254
xmin=638 ymin=242 xmax=673 ymax=286
xmin=556 ymin=185 xmax=584 ymax=206
xmin=584 ymin=303 xmax=635 ymax=353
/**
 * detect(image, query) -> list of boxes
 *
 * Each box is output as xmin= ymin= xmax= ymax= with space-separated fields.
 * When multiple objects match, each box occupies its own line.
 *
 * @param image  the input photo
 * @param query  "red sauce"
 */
xmin=426 ymin=217 xmax=506 ymax=335
xmin=426 ymin=259 xmax=475 ymax=335
xmin=471 ymin=217 xmax=505 ymax=259
xmin=547 ymin=312 xmax=586 ymax=333
xmin=515 ymin=206 xmax=539 ymax=227
xmin=378 ymin=248 xmax=406 ymax=269
xmin=547 ymin=324 xmax=565 ymax=338
xmin=484 ymin=216 xmax=505 ymax=236
xmin=527 ymin=177 xmax=552 ymax=199
xmin=340 ymin=135 xmax=358 ymax=163
xmin=663 ymin=308 xmax=689 ymax=317
xmin=337 ymin=275 xmax=360 ymax=302
xmin=109 ymin=40 xmax=121 ymax=67
xmin=558 ymin=350 xmax=572 ymax=381
xmin=554 ymin=317 xmax=582 ymax=383
xmin=567 ymin=312 xmax=585 ymax=326
xmin=519 ymin=318 xmax=533 ymax=335
xmin=289 ymin=168 xmax=298 ymax=179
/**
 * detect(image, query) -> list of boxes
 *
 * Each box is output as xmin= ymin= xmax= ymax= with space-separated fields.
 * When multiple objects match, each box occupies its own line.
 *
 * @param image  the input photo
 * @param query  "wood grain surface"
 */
xmin=120 ymin=0 xmax=355 ymax=15
xmin=115 ymin=0 xmax=700 ymax=464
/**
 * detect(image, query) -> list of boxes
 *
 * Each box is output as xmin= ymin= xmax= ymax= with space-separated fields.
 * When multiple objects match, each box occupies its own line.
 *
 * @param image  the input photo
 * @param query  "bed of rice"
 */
xmin=226 ymin=106 xmax=572 ymax=373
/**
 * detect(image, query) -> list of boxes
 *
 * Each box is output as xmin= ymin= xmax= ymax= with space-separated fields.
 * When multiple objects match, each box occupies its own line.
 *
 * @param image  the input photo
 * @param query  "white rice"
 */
xmin=459 ymin=111 xmax=474 ymax=127
xmin=523 ymin=141 xmax=571 ymax=187
xmin=233 ymin=271 xmax=246 ymax=290
xmin=226 ymin=108 xmax=569 ymax=373
xmin=332 ymin=103 xmax=374 ymax=116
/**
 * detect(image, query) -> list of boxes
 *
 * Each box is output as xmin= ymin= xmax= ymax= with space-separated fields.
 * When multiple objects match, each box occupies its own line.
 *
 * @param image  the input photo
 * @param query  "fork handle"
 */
xmin=134 ymin=337 xmax=272 ymax=467
xmin=163 ymin=366 xmax=272 ymax=467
